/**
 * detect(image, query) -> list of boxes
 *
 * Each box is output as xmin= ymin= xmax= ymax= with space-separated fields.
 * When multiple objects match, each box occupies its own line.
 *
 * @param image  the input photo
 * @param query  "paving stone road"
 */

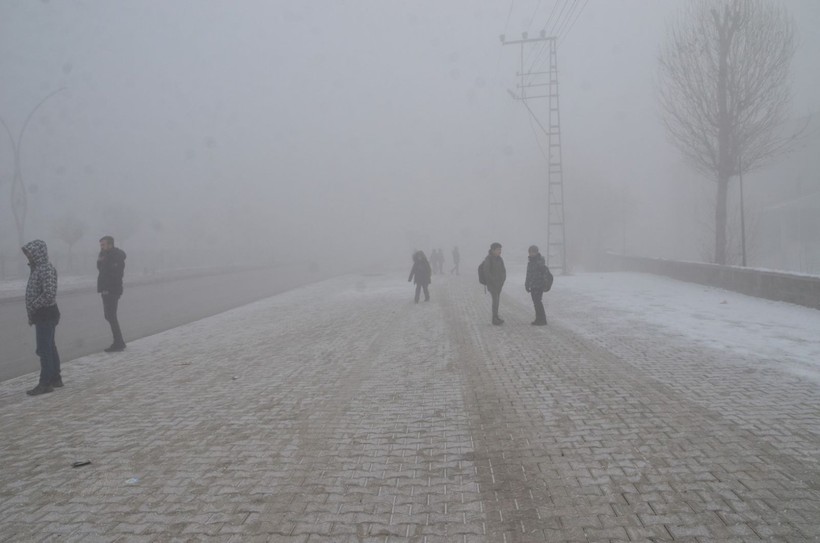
xmin=1 ymin=272 xmax=818 ymax=542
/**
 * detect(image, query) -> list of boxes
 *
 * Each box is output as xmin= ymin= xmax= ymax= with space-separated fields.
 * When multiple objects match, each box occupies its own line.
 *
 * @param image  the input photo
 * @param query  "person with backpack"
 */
xmin=408 ymin=250 xmax=432 ymax=303
xmin=525 ymin=245 xmax=553 ymax=326
xmin=479 ymin=242 xmax=506 ymax=325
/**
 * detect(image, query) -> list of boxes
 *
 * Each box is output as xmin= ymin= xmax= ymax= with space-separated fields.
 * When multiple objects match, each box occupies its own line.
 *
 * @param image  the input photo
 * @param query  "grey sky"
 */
xmin=2 ymin=1 xmax=818 ymax=271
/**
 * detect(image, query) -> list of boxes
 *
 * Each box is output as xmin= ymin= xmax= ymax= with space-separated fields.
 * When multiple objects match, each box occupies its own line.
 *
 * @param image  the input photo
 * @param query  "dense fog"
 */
xmin=1 ymin=0 xmax=819 ymax=278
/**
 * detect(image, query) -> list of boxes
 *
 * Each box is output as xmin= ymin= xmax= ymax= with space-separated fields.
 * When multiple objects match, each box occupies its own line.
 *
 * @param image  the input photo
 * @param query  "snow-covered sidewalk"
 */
xmin=1 ymin=271 xmax=818 ymax=541
xmin=520 ymin=270 xmax=820 ymax=383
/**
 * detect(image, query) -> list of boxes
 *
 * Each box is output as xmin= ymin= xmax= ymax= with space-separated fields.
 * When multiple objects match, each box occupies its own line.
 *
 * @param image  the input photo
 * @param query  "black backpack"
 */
xmin=543 ymin=265 xmax=554 ymax=292
xmin=478 ymin=261 xmax=487 ymax=285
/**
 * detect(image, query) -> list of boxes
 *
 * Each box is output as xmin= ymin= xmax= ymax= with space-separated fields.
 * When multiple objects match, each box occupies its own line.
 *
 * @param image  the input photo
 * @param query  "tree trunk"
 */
xmin=714 ymin=175 xmax=729 ymax=265
xmin=714 ymin=5 xmax=734 ymax=266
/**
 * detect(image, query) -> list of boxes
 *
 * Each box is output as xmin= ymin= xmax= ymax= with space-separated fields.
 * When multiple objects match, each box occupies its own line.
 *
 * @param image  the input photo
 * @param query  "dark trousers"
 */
xmin=102 ymin=294 xmax=125 ymax=346
xmin=35 ymin=320 xmax=60 ymax=385
xmin=414 ymin=284 xmax=430 ymax=303
xmin=531 ymin=288 xmax=546 ymax=322
xmin=489 ymin=287 xmax=501 ymax=319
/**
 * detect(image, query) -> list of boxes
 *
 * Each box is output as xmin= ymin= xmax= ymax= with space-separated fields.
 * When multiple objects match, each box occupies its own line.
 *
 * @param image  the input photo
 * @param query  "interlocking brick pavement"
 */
xmin=1 ymin=272 xmax=818 ymax=542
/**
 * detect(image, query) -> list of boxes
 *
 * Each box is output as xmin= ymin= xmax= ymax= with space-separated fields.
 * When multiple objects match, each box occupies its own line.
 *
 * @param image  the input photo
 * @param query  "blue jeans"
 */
xmin=35 ymin=320 xmax=61 ymax=386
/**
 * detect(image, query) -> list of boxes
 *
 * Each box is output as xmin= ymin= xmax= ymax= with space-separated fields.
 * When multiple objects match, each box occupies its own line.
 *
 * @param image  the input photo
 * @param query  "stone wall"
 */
xmin=603 ymin=253 xmax=820 ymax=310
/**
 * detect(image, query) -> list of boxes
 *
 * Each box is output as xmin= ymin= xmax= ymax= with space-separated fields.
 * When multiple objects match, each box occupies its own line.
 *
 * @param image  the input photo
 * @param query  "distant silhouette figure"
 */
xmin=450 ymin=246 xmax=460 ymax=275
xmin=408 ymin=251 xmax=432 ymax=303
xmin=436 ymin=248 xmax=445 ymax=274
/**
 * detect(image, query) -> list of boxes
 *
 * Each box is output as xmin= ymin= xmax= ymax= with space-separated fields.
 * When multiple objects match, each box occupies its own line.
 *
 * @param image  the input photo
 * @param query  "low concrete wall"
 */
xmin=604 ymin=253 xmax=820 ymax=310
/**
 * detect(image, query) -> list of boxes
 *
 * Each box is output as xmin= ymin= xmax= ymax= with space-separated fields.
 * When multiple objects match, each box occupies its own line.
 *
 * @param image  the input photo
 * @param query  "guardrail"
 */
xmin=603 ymin=253 xmax=820 ymax=310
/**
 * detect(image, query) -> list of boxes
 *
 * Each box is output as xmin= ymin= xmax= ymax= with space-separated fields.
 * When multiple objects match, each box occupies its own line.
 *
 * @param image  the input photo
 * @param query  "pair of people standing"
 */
xmin=480 ymin=242 xmax=551 ymax=326
xmin=23 ymin=236 xmax=127 ymax=396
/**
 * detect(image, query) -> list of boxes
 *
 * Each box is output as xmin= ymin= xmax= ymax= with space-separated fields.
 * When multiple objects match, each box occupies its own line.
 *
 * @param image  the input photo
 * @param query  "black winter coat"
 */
xmin=409 ymin=257 xmax=432 ymax=286
xmin=525 ymin=253 xmax=552 ymax=291
xmin=482 ymin=253 xmax=506 ymax=292
xmin=97 ymin=247 xmax=127 ymax=296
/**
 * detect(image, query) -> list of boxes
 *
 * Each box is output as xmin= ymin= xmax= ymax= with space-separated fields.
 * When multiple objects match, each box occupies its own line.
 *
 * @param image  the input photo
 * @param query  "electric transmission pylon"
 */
xmin=501 ymin=32 xmax=567 ymax=274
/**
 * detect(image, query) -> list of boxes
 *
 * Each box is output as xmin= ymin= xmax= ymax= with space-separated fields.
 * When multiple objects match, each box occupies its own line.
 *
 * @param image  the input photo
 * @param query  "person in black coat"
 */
xmin=481 ymin=242 xmax=506 ymax=325
xmin=408 ymin=250 xmax=432 ymax=303
xmin=525 ymin=245 xmax=552 ymax=326
xmin=97 ymin=235 xmax=127 ymax=352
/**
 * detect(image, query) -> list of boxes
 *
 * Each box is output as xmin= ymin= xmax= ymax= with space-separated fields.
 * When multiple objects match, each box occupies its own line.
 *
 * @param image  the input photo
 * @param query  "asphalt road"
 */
xmin=0 ymin=266 xmax=319 ymax=383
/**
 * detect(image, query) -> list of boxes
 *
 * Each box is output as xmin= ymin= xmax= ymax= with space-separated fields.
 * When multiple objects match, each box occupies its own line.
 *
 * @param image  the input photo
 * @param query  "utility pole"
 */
xmin=738 ymin=153 xmax=746 ymax=267
xmin=501 ymin=31 xmax=567 ymax=274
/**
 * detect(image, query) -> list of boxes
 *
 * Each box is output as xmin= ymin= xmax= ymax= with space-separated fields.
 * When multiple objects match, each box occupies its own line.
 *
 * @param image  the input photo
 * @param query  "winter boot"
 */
xmin=26 ymin=384 xmax=54 ymax=396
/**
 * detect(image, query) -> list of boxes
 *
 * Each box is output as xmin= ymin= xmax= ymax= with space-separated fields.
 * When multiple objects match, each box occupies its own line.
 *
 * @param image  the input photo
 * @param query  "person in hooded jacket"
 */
xmin=408 ymin=250 xmax=432 ymax=303
xmin=97 ymin=235 xmax=127 ymax=352
xmin=482 ymin=242 xmax=506 ymax=325
xmin=525 ymin=245 xmax=552 ymax=326
xmin=22 ymin=240 xmax=62 ymax=395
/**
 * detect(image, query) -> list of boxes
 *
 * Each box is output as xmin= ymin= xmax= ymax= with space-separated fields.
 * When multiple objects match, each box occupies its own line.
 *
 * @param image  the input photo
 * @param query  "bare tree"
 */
xmin=658 ymin=0 xmax=801 ymax=265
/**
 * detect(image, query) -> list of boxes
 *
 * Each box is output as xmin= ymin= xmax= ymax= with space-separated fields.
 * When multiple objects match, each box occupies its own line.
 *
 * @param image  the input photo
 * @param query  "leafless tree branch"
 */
xmin=657 ymin=0 xmax=802 ymax=264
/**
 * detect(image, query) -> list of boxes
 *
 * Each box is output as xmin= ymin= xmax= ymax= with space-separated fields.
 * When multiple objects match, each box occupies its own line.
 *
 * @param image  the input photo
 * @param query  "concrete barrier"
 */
xmin=604 ymin=253 xmax=820 ymax=310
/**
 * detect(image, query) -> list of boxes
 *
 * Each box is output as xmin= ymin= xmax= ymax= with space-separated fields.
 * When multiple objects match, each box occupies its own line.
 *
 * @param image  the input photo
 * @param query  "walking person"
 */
xmin=481 ymin=242 xmax=506 ymax=325
xmin=450 ymin=246 xmax=460 ymax=275
xmin=22 ymin=240 xmax=61 ymax=395
xmin=525 ymin=245 xmax=553 ymax=326
xmin=408 ymin=250 xmax=432 ymax=303
xmin=430 ymin=249 xmax=440 ymax=275
xmin=97 ymin=235 xmax=127 ymax=352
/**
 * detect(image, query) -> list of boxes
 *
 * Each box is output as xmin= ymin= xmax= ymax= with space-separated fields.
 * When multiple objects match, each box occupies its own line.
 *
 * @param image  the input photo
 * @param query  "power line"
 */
xmin=554 ymin=0 xmax=580 ymax=39
xmin=528 ymin=112 xmax=550 ymax=163
xmin=496 ymin=0 xmax=517 ymax=75
xmin=527 ymin=0 xmax=570 ymax=72
xmin=541 ymin=0 xmax=562 ymax=34
xmin=546 ymin=0 xmax=572 ymax=36
xmin=504 ymin=0 xmax=516 ymax=37
xmin=527 ymin=0 xmax=543 ymax=34
xmin=558 ymin=0 xmax=589 ymax=46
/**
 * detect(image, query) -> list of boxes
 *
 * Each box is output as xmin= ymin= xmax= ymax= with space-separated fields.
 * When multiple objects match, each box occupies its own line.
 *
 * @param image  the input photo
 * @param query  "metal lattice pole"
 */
xmin=501 ymin=33 xmax=567 ymax=274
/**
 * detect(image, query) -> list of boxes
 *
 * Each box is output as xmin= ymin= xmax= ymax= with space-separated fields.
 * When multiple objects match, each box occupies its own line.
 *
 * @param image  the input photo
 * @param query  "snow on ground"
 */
xmin=504 ymin=269 xmax=820 ymax=383
xmin=5 ymin=266 xmax=818 ymax=385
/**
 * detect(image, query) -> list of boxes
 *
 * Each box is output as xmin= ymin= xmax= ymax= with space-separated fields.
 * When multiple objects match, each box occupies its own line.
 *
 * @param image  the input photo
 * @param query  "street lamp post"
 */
xmin=738 ymin=153 xmax=747 ymax=267
xmin=1 ymin=87 xmax=67 ymax=252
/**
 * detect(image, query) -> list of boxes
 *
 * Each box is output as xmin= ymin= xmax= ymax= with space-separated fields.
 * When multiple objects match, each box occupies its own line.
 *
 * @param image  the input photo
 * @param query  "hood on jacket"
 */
xmin=22 ymin=240 xmax=49 ymax=267
xmin=413 ymin=250 xmax=428 ymax=263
